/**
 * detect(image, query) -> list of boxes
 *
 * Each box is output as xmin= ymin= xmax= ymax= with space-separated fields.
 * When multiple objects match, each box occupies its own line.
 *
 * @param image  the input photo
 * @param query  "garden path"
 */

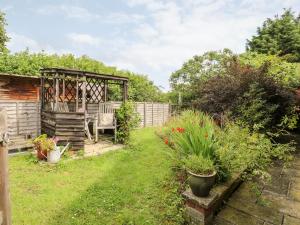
xmin=214 ymin=135 xmax=300 ymax=225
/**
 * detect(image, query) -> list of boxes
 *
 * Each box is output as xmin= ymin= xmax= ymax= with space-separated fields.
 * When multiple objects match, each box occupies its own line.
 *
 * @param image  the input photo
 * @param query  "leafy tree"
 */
xmin=240 ymin=52 xmax=300 ymax=88
xmin=193 ymin=59 xmax=296 ymax=131
xmin=0 ymin=50 xmax=165 ymax=102
xmin=169 ymin=49 xmax=233 ymax=104
xmin=0 ymin=10 xmax=9 ymax=52
xmin=246 ymin=9 xmax=300 ymax=62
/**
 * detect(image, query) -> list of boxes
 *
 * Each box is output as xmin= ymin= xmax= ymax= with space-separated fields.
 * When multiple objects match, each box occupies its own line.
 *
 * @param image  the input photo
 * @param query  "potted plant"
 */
xmin=183 ymin=155 xmax=216 ymax=197
xmin=33 ymin=134 xmax=53 ymax=160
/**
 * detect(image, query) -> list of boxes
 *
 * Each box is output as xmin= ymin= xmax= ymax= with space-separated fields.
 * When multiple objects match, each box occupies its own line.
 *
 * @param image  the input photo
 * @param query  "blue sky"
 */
xmin=1 ymin=0 xmax=300 ymax=90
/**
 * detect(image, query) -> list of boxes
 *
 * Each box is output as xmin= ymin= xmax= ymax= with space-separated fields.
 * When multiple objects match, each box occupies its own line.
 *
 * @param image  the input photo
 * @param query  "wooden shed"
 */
xmin=0 ymin=73 xmax=41 ymax=151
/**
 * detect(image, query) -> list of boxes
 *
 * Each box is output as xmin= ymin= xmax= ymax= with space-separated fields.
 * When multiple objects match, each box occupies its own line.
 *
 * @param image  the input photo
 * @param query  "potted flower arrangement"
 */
xmin=164 ymin=111 xmax=218 ymax=197
xmin=33 ymin=134 xmax=54 ymax=160
xmin=33 ymin=135 xmax=68 ymax=163
xmin=183 ymin=155 xmax=216 ymax=197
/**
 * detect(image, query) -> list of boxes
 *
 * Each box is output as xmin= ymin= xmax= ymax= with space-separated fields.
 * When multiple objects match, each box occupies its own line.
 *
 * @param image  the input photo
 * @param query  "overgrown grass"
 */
xmin=9 ymin=128 xmax=183 ymax=225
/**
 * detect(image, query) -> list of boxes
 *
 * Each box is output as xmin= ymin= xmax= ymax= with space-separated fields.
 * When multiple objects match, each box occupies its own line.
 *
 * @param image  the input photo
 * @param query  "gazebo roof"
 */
xmin=41 ymin=67 xmax=129 ymax=82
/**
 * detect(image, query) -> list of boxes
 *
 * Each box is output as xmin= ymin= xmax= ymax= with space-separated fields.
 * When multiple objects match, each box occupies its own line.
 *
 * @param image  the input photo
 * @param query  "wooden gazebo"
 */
xmin=40 ymin=68 xmax=128 ymax=150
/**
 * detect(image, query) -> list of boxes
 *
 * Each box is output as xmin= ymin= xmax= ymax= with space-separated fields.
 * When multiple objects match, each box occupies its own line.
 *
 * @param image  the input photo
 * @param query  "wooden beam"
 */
xmin=75 ymin=78 xmax=79 ymax=112
xmin=41 ymin=76 xmax=44 ymax=110
xmin=0 ymin=109 xmax=11 ymax=225
xmin=54 ymin=76 xmax=59 ymax=111
xmin=81 ymin=77 xmax=87 ymax=112
xmin=62 ymin=77 xmax=65 ymax=103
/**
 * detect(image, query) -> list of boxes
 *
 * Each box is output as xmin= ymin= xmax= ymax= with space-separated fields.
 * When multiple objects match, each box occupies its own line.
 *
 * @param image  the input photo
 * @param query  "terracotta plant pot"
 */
xmin=37 ymin=149 xmax=47 ymax=160
xmin=187 ymin=171 xmax=216 ymax=197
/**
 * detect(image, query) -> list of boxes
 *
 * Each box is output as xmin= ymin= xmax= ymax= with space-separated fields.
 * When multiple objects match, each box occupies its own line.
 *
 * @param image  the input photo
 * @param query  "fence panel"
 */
xmin=0 ymin=101 xmax=41 ymax=140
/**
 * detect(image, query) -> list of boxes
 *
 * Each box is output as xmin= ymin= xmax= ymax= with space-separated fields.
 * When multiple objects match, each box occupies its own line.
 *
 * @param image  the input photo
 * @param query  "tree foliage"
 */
xmin=0 ymin=50 xmax=165 ymax=102
xmin=246 ymin=9 xmax=300 ymax=62
xmin=193 ymin=60 xmax=296 ymax=131
xmin=240 ymin=52 xmax=300 ymax=88
xmin=0 ymin=10 xmax=9 ymax=53
xmin=169 ymin=49 xmax=233 ymax=104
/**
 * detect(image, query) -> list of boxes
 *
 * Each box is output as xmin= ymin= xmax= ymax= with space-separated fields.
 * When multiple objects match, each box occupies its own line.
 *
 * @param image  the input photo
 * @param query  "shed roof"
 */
xmin=0 ymin=72 xmax=39 ymax=79
xmin=41 ymin=67 xmax=129 ymax=82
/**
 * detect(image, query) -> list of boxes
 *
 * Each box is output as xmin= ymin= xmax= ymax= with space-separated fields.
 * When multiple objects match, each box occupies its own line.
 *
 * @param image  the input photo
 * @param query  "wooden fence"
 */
xmin=2 ymin=101 xmax=170 ymax=151
xmin=87 ymin=102 xmax=170 ymax=127
xmin=0 ymin=101 xmax=41 ymax=139
xmin=0 ymin=101 xmax=40 ymax=150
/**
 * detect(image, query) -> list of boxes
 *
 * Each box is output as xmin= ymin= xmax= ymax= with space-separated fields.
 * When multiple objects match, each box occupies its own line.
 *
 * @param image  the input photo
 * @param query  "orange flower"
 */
xmin=164 ymin=138 xmax=169 ymax=145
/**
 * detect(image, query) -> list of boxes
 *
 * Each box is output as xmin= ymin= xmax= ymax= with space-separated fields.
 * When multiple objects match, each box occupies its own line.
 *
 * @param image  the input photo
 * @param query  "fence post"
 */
xmin=162 ymin=104 xmax=165 ymax=124
xmin=0 ymin=108 xmax=11 ymax=225
xmin=144 ymin=102 xmax=146 ymax=127
xmin=152 ymin=102 xmax=154 ymax=126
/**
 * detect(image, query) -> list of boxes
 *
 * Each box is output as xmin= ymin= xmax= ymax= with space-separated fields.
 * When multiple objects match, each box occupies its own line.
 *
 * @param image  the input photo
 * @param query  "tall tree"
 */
xmin=0 ymin=11 xmax=9 ymax=53
xmin=246 ymin=9 xmax=300 ymax=62
xmin=169 ymin=49 xmax=233 ymax=104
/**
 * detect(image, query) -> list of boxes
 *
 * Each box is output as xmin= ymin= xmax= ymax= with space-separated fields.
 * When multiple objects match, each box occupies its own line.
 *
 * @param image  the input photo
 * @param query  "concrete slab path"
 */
xmin=214 ymin=137 xmax=300 ymax=225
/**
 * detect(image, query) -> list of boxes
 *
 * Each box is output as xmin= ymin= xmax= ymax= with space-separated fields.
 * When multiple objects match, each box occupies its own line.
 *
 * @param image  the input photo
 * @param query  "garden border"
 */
xmin=183 ymin=173 xmax=242 ymax=225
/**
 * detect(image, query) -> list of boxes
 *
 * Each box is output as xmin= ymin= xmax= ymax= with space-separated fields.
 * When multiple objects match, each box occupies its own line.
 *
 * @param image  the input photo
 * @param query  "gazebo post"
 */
xmin=54 ymin=75 xmax=59 ymax=111
xmin=81 ymin=76 xmax=87 ymax=112
xmin=75 ymin=76 xmax=79 ymax=112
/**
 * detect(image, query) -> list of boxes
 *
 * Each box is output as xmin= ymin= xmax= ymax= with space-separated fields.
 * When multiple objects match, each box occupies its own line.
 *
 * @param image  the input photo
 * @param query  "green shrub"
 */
xmin=235 ymin=82 xmax=279 ymax=131
xmin=183 ymin=155 xmax=215 ymax=175
xmin=161 ymin=110 xmax=295 ymax=185
xmin=116 ymin=101 xmax=140 ymax=144
xmin=216 ymin=122 xmax=295 ymax=181
xmin=193 ymin=60 xmax=296 ymax=132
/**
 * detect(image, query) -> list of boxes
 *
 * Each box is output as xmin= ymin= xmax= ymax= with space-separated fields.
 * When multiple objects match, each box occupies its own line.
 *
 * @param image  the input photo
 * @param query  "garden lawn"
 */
xmin=9 ymin=128 xmax=183 ymax=225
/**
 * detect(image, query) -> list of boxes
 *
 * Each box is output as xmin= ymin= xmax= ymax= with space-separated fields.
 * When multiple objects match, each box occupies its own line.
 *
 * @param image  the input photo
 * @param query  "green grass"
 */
xmin=9 ymin=128 xmax=183 ymax=225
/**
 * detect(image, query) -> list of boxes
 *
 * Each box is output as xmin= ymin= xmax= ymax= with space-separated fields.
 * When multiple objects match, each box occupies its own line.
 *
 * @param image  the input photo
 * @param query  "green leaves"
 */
xmin=0 ymin=50 xmax=166 ymax=102
xmin=247 ymin=9 xmax=300 ymax=62
xmin=0 ymin=10 xmax=9 ymax=53
xmin=115 ymin=101 xmax=141 ymax=144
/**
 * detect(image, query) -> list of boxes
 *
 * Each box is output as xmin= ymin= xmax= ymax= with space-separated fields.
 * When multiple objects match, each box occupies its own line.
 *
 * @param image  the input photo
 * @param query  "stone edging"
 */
xmin=183 ymin=173 xmax=242 ymax=225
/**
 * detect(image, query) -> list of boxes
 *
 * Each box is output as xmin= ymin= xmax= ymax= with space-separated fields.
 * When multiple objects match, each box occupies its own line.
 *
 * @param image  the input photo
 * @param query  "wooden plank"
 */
xmin=0 ymin=108 xmax=11 ymax=225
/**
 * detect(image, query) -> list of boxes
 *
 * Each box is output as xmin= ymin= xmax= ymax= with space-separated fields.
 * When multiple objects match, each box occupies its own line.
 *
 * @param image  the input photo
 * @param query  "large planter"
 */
xmin=187 ymin=171 xmax=216 ymax=197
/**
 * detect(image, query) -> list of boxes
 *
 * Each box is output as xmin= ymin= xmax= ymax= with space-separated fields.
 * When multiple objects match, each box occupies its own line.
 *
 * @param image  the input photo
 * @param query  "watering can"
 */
xmin=47 ymin=143 xmax=70 ymax=164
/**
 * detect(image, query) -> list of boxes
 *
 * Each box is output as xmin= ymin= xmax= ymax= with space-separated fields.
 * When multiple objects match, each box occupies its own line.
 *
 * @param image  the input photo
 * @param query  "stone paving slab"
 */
xmin=213 ymin=151 xmax=300 ymax=225
xmin=283 ymin=215 xmax=300 ymax=225
xmin=216 ymin=205 xmax=265 ymax=225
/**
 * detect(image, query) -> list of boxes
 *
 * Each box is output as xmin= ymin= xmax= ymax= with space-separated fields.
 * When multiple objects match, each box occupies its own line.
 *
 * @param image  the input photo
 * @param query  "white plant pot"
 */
xmin=47 ymin=148 xmax=61 ymax=164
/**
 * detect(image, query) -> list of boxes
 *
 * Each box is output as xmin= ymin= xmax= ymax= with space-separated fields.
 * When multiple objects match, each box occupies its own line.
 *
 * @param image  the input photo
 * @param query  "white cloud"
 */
xmin=67 ymin=33 xmax=102 ymax=46
xmin=36 ymin=5 xmax=100 ymax=21
xmin=6 ymin=0 xmax=300 ymax=90
xmin=7 ymin=33 xmax=70 ymax=54
xmin=111 ymin=0 xmax=300 ymax=89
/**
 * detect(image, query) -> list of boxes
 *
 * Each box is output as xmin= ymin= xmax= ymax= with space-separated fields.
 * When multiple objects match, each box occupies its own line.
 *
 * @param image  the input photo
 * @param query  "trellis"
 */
xmin=41 ymin=68 xmax=128 ymax=112
xmin=40 ymin=68 xmax=128 ymax=150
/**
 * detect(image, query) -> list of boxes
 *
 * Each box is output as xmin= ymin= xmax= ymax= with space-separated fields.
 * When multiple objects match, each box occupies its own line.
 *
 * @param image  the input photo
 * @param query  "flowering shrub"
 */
xmin=160 ymin=110 xmax=295 ymax=183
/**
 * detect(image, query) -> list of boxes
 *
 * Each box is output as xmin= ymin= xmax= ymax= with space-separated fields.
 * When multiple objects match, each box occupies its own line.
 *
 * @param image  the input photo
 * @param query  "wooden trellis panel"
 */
xmin=86 ymin=77 xmax=105 ymax=104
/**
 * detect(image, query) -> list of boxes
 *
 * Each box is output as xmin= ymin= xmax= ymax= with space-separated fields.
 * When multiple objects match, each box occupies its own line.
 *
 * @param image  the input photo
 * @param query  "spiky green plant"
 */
xmin=169 ymin=110 xmax=217 ymax=159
